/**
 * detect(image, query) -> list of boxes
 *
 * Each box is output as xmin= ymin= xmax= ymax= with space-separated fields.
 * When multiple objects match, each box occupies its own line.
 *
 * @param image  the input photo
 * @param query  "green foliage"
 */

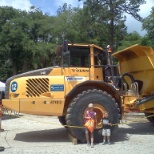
xmin=142 ymin=7 xmax=154 ymax=48
xmin=0 ymin=6 xmax=57 ymax=81
xmin=0 ymin=2 xmax=151 ymax=81
xmin=79 ymin=0 xmax=145 ymax=49
xmin=117 ymin=32 xmax=142 ymax=51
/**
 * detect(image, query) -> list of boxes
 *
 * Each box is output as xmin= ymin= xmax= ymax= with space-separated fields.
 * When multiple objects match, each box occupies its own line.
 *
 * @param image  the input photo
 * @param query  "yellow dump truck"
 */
xmin=2 ymin=42 xmax=154 ymax=142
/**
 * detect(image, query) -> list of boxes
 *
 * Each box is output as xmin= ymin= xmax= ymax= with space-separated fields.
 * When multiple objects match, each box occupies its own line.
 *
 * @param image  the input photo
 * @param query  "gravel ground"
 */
xmin=0 ymin=113 xmax=154 ymax=154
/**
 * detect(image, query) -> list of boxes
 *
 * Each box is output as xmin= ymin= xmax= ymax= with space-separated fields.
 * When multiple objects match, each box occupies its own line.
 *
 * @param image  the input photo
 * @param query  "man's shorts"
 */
xmin=102 ymin=129 xmax=111 ymax=136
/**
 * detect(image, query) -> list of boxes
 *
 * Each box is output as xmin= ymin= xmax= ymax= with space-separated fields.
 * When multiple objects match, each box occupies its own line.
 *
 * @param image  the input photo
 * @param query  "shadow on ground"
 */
xmin=14 ymin=128 xmax=69 ymax=142
xmin=2 ymin=114 xmax=21 ymax=120
xmin=112 ymin=121 xmax=154 ymax=143
xmin=13 ymin=120 xmax=154 ymax=144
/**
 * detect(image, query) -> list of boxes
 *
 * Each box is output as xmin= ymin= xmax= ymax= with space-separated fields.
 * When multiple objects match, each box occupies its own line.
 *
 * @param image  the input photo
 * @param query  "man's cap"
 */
xmin=88 ymin=103 xmax=94 ymax=108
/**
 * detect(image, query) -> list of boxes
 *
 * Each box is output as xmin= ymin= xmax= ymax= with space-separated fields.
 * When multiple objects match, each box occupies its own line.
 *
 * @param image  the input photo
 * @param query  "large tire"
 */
xmin=66 ymin=89 xmax=120 ymax=143
xmin=145 ymin=113 xmax=154 ymax=123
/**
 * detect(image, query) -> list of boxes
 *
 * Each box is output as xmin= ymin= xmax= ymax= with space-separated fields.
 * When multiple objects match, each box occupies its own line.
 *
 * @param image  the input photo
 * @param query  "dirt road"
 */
xmin=0 ymin=113 xmax=154 ymax=154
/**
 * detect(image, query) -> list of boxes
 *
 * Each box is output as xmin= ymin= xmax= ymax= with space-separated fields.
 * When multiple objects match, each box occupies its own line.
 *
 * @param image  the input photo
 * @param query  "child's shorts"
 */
xmin=102 ymin=129 xmax=111 ymax=136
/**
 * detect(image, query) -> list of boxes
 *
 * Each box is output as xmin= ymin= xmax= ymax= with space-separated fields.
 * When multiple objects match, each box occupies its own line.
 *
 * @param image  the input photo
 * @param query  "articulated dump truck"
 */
xmin=2 ymin=43 xmax=154 ymax=142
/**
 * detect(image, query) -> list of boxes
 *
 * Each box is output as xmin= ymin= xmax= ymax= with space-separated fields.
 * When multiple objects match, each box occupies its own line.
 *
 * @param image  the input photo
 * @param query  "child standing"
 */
xmin=102 ymin=112 xmax=111 ymax=144
xmin=84 ymin=103 xmax=97 ymax=148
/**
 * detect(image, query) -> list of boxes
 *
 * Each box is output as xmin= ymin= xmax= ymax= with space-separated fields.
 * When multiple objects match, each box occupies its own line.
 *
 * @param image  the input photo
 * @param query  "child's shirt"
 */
xmin=102 ymin=117 xmax=111 ymax=129
xmin=85 ymin=110 xmax=96 ymax=122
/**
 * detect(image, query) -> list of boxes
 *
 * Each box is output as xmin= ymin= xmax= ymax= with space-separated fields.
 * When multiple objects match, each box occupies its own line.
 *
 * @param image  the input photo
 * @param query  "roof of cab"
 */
xmin=68 ymin=43 xmax=103 ymax=50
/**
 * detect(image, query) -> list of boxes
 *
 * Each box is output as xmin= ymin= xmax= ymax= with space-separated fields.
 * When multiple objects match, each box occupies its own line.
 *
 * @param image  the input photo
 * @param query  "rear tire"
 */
xmin=145 ymin=113 xmax=154 ymax=123
xmin=66 ymin=89 xmax=120 ymax=143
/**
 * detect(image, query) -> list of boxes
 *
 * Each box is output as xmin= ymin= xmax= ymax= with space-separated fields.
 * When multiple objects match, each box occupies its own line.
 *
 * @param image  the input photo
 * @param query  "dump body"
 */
xmin=113 ymin=44 xmax=154 ymax=95
xmin=113 ymin=44 xmax=154 ymax=113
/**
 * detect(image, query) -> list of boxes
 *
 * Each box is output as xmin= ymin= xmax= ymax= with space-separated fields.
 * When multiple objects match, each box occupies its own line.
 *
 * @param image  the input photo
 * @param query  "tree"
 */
xmin=54 ymin=3 xmax=81 ymax=43
xmin=0 ymin=6 xmax=22 ymax=77
xmin=117 ymin=31 xmax=142 ymax=50
xmin=26 ymin=6 xmax=58 ymax=69
xmin=0 ymin=7 xmax=36 ymax=75
xmin=0 ymin=6 xmax=58 ymax=80
xmin=142 ymin=7 xmax=154 ymax=48
xmin=79 ymin=0 xmax=145 ymax=50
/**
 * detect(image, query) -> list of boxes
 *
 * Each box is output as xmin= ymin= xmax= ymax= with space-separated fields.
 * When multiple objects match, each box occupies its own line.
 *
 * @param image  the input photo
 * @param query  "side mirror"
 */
xmin=62 ymin=40 xmax=68 ymax=52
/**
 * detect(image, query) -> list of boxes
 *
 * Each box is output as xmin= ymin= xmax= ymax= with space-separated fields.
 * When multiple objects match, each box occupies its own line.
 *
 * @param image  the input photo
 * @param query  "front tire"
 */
xmin=66 ymin=89 xmax=120 ymax=143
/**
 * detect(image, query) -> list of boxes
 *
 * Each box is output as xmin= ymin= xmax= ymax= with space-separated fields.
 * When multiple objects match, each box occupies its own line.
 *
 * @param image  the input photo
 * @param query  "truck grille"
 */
xmin=26 ymin=78 xmax=49 ymax=97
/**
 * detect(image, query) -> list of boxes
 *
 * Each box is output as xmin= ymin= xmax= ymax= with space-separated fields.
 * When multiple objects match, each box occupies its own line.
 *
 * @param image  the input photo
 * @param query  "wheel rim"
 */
xmin=84 ymin=103 xmax=106 ymax=129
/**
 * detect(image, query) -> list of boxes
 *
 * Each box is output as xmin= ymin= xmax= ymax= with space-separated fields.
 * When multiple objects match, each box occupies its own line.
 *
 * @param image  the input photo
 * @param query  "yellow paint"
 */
xmin=113 ymin=44 xmax=154 ymax=95
xmin=2 ymin=99 xmax=20 ymax=112
xmin=20 ymin=98 xmax=64 ymax=116
xmin=136 ymin=100 xmax=154 ymax=111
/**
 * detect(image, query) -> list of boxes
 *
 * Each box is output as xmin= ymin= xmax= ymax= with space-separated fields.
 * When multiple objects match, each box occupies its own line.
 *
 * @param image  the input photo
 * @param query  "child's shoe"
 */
xmin=91 ymin=143 xmax=94 ymax=148
xmin=87 ymin=142 xmax=90 ymax=146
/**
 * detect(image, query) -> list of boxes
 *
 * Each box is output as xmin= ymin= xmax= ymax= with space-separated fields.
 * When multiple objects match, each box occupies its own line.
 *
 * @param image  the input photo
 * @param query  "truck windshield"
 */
xmin=63 ymin=46 xmax=90 ymax=67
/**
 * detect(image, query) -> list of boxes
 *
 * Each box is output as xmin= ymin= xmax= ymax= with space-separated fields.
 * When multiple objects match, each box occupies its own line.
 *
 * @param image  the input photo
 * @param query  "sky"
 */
xmin=0 ymin=0 xmax=154 ymax=36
